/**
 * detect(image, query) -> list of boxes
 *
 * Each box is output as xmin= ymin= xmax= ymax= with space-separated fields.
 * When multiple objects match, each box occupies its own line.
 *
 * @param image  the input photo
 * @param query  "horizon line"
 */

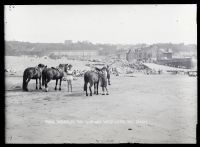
xmin=5 ymin=40 xmax=197 ymax=46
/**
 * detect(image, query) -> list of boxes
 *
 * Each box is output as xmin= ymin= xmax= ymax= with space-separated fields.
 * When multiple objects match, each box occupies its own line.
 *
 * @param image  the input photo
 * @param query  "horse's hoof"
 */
xmin=36 ymin=87 xmax=38 ymax=90
xmin=106 ymin=93 xmax=109 ymax=95
xmin=90 ymin=94 xmax=92 ymax=96
xmin=86 ymin=94 xmax=88 ymax=96
xmin=24 ymin=88 xmax=28 ymax=91
xmin=102 ymin=93 xmax=105 ymax=95
xmin=55 ymin=88 xmax=57 ymax=90
xmin=59 ymin=88 xmax=61 ymax=91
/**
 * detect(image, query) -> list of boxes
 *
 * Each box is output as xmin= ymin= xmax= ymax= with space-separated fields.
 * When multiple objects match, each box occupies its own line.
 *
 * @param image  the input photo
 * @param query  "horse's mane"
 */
xmin=50 ymin=64 xmax=68 ymax=73
xmin=101 ymin=66 xmax=107 ymax=71
xmin=94 ymin=67 xmax=101 ymax=72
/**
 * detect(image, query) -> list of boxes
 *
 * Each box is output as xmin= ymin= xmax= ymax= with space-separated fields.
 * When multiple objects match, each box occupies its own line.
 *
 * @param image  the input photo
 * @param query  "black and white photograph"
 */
xmin=4 ymin=4 xmax=197 ymax=143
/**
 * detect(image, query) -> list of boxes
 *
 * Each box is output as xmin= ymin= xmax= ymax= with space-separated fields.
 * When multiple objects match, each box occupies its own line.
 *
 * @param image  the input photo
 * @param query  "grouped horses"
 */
xmin=42 ymin=64 xmax=68 ymax=92
xmin=22 ymin=63 xmax=111 ymax=95
xmin=84 ymin=66 xmax=109 ymax=96
xmin=22 ymin=64 xmax=46 ymax=91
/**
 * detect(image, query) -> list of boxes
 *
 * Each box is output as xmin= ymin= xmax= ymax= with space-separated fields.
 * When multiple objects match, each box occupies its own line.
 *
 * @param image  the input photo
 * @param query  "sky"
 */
xmin=4 ymin=5 xmax=197 ymax=44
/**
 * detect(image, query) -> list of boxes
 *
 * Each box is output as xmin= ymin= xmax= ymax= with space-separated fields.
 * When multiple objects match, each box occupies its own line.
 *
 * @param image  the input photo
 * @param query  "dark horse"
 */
xmin=22 ymin=64 xmax=46 ymax=91
xmin=42 ymin=64 xmax=68 ymax=92
xmin=84 ymin=67 xmax=109 ymax=96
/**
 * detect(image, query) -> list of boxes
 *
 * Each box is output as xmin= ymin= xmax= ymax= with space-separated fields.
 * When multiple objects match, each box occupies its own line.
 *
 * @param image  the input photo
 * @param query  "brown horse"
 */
xmin=42 ymin=64 xmax=68 ymax=92
xmin=22 ymin=64 xmax=46 ymax=91
xmin=84 ymin=67 xmax=109 ymax=96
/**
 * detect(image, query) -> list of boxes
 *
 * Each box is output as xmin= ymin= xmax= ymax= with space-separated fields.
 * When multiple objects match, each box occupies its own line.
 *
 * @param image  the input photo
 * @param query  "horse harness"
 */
xmin=34 ymin=66 xmax=42 ymax=73
xmin=51 ymin=67 xmax=63 ymax=73
xmin=93 ymin=69 xmax=107 ymax=79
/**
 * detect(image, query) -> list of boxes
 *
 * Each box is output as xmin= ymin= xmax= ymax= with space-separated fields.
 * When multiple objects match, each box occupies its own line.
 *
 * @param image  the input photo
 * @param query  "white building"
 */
xmin=51 ymin=49 xmax=99 ymax=57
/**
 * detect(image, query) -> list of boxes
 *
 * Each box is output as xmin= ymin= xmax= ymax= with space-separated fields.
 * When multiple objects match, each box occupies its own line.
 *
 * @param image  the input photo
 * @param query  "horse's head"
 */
xmin=101 ymin=67 xmax=107 ymax=75
xmin=68 ymin=64 xmax=72 ymax=70
xmin=38 ymin=64 xmax=47 ymax=71
xmin=38 ymin=64 xmax=45 ymax=67
xmin=64 ymin=64 xmax=69 ymax=72
xmin=59 ymin=64 xmax=68 ymax=72
xmin=95 ymin=67 xmax=107 ymax=78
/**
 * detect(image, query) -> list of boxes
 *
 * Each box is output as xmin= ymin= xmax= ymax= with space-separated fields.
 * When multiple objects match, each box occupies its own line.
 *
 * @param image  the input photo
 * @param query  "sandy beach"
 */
xmin=5 ymin=72 xmax=197 ymax=143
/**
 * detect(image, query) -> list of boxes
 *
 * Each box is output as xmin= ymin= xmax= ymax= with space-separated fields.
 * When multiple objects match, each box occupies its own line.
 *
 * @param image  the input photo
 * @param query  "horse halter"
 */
xmin=38 ymin=67 xmax=43 ymax=73
xmin=57 ymin=67 xmax=64 ymax=73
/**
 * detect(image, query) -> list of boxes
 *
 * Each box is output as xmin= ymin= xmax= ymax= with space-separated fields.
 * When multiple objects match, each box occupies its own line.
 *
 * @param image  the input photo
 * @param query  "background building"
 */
xmin=126 ymin=46 xmax=193 ymax=69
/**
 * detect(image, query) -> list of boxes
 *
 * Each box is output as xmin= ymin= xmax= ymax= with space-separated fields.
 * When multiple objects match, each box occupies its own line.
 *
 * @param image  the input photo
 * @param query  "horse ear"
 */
xmin=38 ymin=64 xmax=45 ymax=67
xmin=95 ymin=67 xmax=100 ymax=71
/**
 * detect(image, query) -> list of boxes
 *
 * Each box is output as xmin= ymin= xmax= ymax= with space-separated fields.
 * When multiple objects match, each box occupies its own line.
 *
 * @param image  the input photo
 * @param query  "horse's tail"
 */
xmin=84 ymin=73 xmax=88 ymax=91
xmin=22 ymin=69 xmax=27 ymax=90
xmin=42 ymin=70 xmax=46 ymax=86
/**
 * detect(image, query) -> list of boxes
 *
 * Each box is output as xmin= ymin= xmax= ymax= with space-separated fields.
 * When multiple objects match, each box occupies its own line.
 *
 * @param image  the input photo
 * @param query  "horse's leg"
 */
xmin=89 ymin=83 xmax=93 ymax=96
xmin=94 ymin=83 xmax=96 ymax=94
xmin=85 ymin=82 xmax=88 ymax=96
xmin=25 ymin=78 xmax=31 ymax=91
xmin=96 ymin=82 xmax=99 ymax=95
xmin=39 ymin=77 xmax=42 ymax=90
xmin=36 ymin=78 xmax=38 ymax=89
xmin=58 ymin=78 xmax=62 ymax=91
xmin=55 ymin=79 xmax=58 ymax=90
xmin=45 ymin=78 xmax=51 ymax=92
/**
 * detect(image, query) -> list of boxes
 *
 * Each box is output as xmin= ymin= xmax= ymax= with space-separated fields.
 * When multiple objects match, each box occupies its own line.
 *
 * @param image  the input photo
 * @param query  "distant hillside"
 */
xmin=5 ymin=41 xmax=197 ymax=58
xmin=5 ymin=41 xmax=65 ymax=56
xmin=5 ymin=41 xmax=100 ymax=57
